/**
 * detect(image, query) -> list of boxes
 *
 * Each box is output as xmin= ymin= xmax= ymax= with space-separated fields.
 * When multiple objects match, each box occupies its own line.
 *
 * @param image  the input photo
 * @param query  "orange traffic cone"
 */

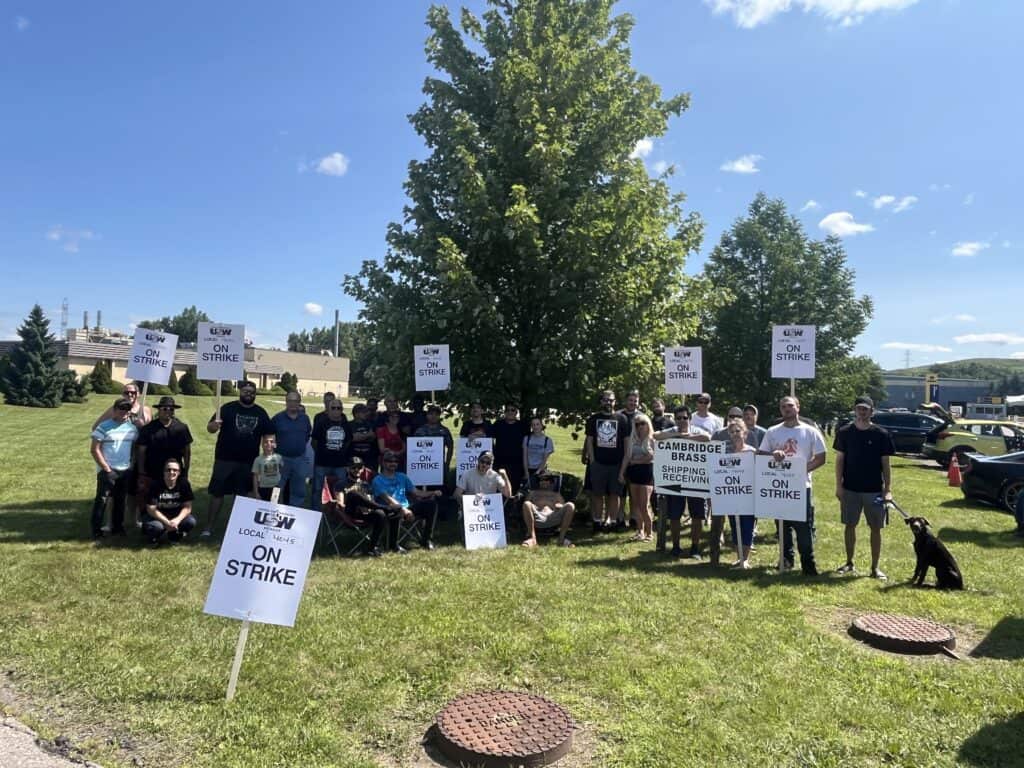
xmin=947 ymin=459 xmax=962 ymax=488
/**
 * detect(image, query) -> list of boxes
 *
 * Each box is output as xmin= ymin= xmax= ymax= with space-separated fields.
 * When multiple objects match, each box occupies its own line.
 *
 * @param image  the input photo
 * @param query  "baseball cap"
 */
xmin=854 ymin=396 xmax=874 ymax=408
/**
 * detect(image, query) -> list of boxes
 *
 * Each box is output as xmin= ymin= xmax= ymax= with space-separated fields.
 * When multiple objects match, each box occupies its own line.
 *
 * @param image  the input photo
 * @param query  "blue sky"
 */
xmin=2 ymin=0 xmax=1021 ymax=371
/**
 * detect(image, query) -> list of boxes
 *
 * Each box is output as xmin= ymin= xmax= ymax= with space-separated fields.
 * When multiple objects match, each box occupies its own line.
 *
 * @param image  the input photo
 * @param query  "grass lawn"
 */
xmin=0 ymin=396 xmax=1022 ymax=767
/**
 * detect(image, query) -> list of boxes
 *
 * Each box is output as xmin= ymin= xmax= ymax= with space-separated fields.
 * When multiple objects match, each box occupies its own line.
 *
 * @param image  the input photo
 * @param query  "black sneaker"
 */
xmin=614 ymin=520 xmax=628 ymax=532
xmin=670 ymin=545 xmax=683 ymax=559
xmin=148 ymin=538 xmax=163 ymax=549
xmin=391 ymin=546 xmax=408 ymax=555
xmin=592 ymin=520 xmax=603 ymax=534
xmin=366 ymin=547 xmax=383 ymax=558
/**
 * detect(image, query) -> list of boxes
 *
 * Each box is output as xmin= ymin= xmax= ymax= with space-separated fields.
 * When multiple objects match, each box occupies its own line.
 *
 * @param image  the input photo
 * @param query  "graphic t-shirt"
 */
xmin=585 ymin=411 xmax=631 ymax=466
xmin=91 ymin=418 xmax=139 ymax=472
xmin=213 ymin=402 xmax=272 ymax=463
xmin=144 ymin=479 xmax=194 ymax=522
xmin=691 ymin=412 xmax=724 ymax=436
xmin=761 ymin=422 xmax=827 ymax=487
xmin=371 ymin=472 xmax=415 ymax=508
xmin=252 ymin=453 xmax=283 ymax=488
xmin=313 ymin=418 xmax=353 ymax=467
xmin=349 ymin=418 xmax=379 ymax=467
xmin=833 ymin=423 xmax=895 ymax=493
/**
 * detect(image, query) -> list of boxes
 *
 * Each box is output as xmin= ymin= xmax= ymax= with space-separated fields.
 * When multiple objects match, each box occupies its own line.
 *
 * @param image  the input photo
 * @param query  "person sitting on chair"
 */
xmin=371 ymin=450 xmax=442 ymax=552
xmin=329 ymin=457 xmax=397 ymax=557
xmin=521 ymin=470 xmax=576 ymax=548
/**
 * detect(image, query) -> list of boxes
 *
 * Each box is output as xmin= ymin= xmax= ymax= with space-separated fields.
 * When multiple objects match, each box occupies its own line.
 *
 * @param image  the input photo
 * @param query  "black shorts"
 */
xmin=625 ymin=463 xmax=654 ymax=486
xmin=208 ymin=460 xmax=251 ymax=497
xmin=666 ymin=495 xmax=706 ymax=522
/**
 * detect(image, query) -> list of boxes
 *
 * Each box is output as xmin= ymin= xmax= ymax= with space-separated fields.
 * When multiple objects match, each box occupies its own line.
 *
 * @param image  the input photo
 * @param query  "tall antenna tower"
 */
xmin=904 ymin=350 xmax=911 ymax=370
xmin=60 ymin=298 xmax=69 ymax=339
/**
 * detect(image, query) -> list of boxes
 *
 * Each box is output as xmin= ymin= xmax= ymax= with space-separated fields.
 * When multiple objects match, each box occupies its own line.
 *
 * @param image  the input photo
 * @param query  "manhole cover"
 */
xmin=850 ymin=613 xmax=956 ymax=654
xmin=433 ymin=690 xmax=574 ymax=767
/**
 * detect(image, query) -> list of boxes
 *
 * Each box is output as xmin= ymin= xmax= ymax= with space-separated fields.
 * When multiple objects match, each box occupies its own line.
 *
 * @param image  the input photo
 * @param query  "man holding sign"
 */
xmin=760 ymin=396 xmax=826 ymax=575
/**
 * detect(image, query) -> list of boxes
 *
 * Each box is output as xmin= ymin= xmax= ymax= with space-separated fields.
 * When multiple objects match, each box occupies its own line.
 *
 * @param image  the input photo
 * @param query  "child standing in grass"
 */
xmin=251 ymin=434 xmax=283 ymax=501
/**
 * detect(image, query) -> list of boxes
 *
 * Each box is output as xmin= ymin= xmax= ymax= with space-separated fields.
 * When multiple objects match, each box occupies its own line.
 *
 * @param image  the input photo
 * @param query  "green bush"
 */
xmin=179 ymin=369 xmax=213 ymax=396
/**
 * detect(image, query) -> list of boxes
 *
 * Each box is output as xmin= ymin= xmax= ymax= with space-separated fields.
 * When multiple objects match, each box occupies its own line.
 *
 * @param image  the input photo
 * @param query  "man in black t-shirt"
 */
xmin=143 ymin=459 xmax=197 ymax=546
xmin=349 ymin=403 xmax=380 ymax=470
xmin=491 ymin=404 xmax=526 ymax=492
xmin=136 ymin=396 xmax=193 ymax=515
xmin=202 ymin=381 xmax=273 ymax=537
xmin=584 ymin=390 xmax=631 ymax=533
xmin=312 ymin=400 xmax=353 ymax=506
xmin=834 ymin=396 xmax=895 ymax=580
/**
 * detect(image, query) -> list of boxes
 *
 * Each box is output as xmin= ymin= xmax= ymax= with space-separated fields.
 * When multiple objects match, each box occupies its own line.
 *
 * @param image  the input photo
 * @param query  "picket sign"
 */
xmin=197 ymin=323 xmax=245 ymax=421
xmin=203 ymin=488 xmax=320 ymax=701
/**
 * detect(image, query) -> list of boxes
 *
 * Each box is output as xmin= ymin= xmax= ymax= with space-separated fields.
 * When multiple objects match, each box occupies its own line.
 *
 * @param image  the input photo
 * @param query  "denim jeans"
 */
xmin=278 ymin=454 xmax=311 ymax=507
xmin=312 ymin=465 xmax=345 ymax=510
xmin=142 ymin=514 xmax=197 ymax=542
xmin=782 ymin=491 xmax=817 ymax=574
xmin=90 ymin=469 xmax=129 ymax=536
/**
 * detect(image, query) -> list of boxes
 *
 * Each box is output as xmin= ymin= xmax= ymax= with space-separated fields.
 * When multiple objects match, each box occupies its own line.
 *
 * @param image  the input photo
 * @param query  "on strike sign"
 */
xmin=709 ymin=451 xmax=755 ymax=518
xmin=461 ymin=493 xmax=507 ymax=550
xmin=126 ymin=327 xmax=179 ymax=385
xmin=653 ymin=437 xmax=723 ymax=498
xmin=414 ymin=344 xmax=450 ymax=391
xmin=663 ymin=346 xmax=702 ymax=395
xmin=771 ymin=325 xmax=815 ymax=380
xmin=197 ymin=322 xmax=245 ymax=381
xmin=457 ymin=437 xmax=492 ymax=481
xmin=754 ymin=454 xmax=808 ymax=522
xmin=203 ymin=496 xmax=319 ymax=627
xmin=407 ymin=436 xmax=444 ymax=486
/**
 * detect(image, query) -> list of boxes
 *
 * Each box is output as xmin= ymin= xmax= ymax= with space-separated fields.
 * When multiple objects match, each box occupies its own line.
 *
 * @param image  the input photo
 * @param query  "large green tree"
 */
xmin=138 ymin=305 xmax=211 ymax=344
xmin=698 ymin=193 xmax=881 ymax=421
xmin=287 ymin=321 xmax=372 ymax=387
xmin=344 ymin=0 xmax=710 ymax=420
xmin=1 ymin=305 xmax=64 ymax=407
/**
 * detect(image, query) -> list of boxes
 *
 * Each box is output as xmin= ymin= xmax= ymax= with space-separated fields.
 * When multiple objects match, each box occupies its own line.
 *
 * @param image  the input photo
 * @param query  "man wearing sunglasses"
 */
xmin=371 ymin=450 xmax=442 ymax=552
xmin=654 ymin=405 xmax=712 ymax=559
xmin=136 ymin=397 xmax=193 ymax=523
xmin=89 ymin=397 xmax=139 ymax=541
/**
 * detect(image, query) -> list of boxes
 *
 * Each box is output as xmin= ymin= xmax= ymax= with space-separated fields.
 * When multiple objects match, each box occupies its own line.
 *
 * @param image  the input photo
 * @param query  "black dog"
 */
xmin=905 ymin=517 xmax=964 ymax=590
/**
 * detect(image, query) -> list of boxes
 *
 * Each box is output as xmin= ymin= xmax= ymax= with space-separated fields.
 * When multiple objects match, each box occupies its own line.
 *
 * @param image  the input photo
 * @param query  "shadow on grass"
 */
xmin=937 ymin=496 xmax=1008 ymax=514
xmin=936 ymin=526 xmax=1023 ymax=550
xmin=576 ymin=549 xmax=853 ymax=588
xmin=958 ymin=712 xmax=1024 ymax=767
xmin=969 ymin=616 xmax=1024 ymax=660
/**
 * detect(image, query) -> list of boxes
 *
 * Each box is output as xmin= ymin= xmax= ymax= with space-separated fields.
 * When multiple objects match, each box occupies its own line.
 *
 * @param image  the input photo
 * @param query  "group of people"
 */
xmin=89 ymin=383 xmax=897 ymax=576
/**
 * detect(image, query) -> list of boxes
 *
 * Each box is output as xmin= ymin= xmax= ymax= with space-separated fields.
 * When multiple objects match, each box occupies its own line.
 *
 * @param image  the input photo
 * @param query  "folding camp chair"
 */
xmin=518 ymin=473 xmax=565 ymax=540
xmin=317 ymin=476 xmax=375 ymax=557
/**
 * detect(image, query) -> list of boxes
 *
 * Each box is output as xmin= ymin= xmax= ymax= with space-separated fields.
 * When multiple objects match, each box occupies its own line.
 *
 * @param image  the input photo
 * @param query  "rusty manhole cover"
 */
xmin=849 ymin=613 xmax=956 ymax=655
xmin=433 ymin=690 xmax=574 ymax=767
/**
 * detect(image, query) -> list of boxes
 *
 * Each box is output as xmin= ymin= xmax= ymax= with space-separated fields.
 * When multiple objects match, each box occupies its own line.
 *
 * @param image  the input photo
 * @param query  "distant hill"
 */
xmin=886 ymin=358 xmax=1024 ymax=392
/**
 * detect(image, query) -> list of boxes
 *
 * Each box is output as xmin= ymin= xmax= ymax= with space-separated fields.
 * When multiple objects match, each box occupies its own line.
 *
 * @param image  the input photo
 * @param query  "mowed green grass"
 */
xmin=0 ymin=397 xmax=1022 ymax=768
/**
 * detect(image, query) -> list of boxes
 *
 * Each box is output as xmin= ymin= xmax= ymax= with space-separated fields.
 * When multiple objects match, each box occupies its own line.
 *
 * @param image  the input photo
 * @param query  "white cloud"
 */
xmin=853 ymin=189 xmax=867 ymax=198
xmin=930 ymin=314 xmax=977 ymax=325
xmin=45 ymin=225 xmax=96 ymax=253
xmin=652 ymin=160 xmax=669 ymax=174
xmin=954 ymin=313 xmax=977 ymax=322
xmin=1011 ymin=352 xmax=1024 ymax=360
xmin=705 ymin=0 xmax=920 ymax=28
xmin=954 ymin=333 xmax=1024 ymax=346
xmin=800 ymin=199 xmax=820 ymax=212
xmin=304 ymin=302 xmax=323 ymax=316
xmin=818 ymin=211 xmax=874 ymax=237
xmin=962 ymin=192 xmax=974 ymax=206
xmin=951 ymin=241 xmax=989 ymax=257
xmin=720 ymin=154 xmax=762 ymax=174
xmin=881 ymin=342 xmax=953 ymax=353
xmin=892 ymin=195 xmax=917 ymax=213
xmin=872 ymin=194 xmax=896 ymax=209
xmin=630 ymin=138 xmax=653 ymax=160
xmin=314 ymin=152 xmax=349 ymax=177
xmin=14 ymin=16 xmax=29 ymax=32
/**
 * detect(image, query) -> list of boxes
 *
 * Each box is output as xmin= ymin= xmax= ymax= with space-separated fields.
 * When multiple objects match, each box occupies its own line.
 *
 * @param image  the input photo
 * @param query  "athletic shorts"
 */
xmin=588 ymin=462 xmax=623 ymax=496
xmin=840 ymin=490 xmax=888 ymax=527
xmin=531 ymin=504 xmax=566 ymax=529
xmin=208 ymin=460 xmax=251 ymax=497
xmin=666 ymin=495 xmax=707 ymax=522
xmin=625 ymin=463 xmax=654 ymax=486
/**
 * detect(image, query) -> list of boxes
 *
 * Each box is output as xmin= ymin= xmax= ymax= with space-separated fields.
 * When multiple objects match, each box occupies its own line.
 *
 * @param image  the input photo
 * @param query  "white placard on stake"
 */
xmin=456 ymin=437 xmax=493 ymax=481
xmin=709 ymin=451 xmax=755 ymax=518
xmin=125 ymin=328 xmax=179 ymax=386
xmin=663 ymin=346 xmax=703 ymax=395
xmin=406 ymin=436 xmax=445 ymax=486
xmin=754 ymin=454 xmax=808 ymax=522
xmin=414 ymin=344 xmax=451 ymax=391
xmin=461 ymin=493 xmax=508 ymax=550
xmin=653 ymin=438 xmax=723 ymax=498
xmin=197 ymin=322 xmax=245 ymax=382
xmin=203 ymin=495 xmax=320 ymax=628
xmin=771 ymin=325 xmax=816 ymax=380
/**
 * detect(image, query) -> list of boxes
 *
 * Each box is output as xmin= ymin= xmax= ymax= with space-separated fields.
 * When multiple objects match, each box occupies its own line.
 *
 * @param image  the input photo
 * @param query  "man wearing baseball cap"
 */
xmin=833 ymin=395 xmax=895 ymax=580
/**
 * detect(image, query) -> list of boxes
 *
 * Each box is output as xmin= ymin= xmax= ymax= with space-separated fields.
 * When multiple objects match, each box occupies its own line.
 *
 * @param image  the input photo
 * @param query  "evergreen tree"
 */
xmin=168 ymin=368 xmax=180 ymax=394
xmin=179 ymin=367 xmax=213 ymax=396
xmin=1 ymin=305 xmax=63 ymax=407
xmin=58 ymin=370 xmax=89 ymax=403
xmin=87 ymin=360 xmax=122 ymax=395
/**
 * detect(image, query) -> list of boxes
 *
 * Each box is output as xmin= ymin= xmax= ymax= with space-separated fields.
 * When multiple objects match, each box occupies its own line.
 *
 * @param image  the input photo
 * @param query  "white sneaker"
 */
xmin=200 ymin=529 xmax=212 ymax=539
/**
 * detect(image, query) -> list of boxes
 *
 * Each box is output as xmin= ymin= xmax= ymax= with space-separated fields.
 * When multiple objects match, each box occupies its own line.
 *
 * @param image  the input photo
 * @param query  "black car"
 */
xmin=869 ymin=411 xmax=945 ymax=453
xmin=961 ymin=451 xmax=1024 ymax=512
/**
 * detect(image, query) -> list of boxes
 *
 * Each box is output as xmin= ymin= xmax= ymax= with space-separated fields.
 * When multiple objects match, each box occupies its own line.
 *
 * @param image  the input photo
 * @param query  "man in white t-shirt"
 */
xmin=760 ymin=395 xmax=827 ymax=575
xmin=690 ymin=392 xmax=724 ymax=436
xmin=455 ymin=451 xmax=512 ymax=499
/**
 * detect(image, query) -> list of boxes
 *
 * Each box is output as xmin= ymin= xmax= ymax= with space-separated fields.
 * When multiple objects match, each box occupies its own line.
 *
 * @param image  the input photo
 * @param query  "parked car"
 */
xmin=869 ymin=410 xmax=945 ymax=453
xmin=920 ymin=402 xmax=1024 ymax=466
xmin=960 ymin=451 xmax=1024 ymax=512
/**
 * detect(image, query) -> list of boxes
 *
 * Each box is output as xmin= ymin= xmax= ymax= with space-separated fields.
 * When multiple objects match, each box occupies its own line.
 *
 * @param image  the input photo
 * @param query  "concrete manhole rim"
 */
xmin=850 ymin=612 xmax=956 ymax=654
xmin=434 ymin=689 xmax=574 ymax=767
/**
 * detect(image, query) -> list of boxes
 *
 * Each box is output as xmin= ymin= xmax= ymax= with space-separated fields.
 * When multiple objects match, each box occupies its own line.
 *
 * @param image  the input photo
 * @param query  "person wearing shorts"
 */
xmin=654 ymin=405 xmax=711 ymax=558
xmin=584 ymin=390 xmax=631 ymax=533
xmin=521 ymin=471 xmax=576 ymax=548
xmin=834 ymin=395 xmax=894 ymax=580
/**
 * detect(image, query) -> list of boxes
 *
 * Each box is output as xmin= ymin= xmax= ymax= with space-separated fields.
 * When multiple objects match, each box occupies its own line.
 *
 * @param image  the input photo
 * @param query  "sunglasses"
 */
xmin=159 ymin=405 xmax=175 ymax=411
xmin=479 ymin=460 xmax=493 ymax=465
xmin=116 ymin=405 xmax=132 ymax=411
xmin=697 ymin=399 xmax=710 ymax=404
xmin=123 ymin=391 xmax=137 ymax=396
xmin=675 ymin=415 xmax=689 ymax=421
